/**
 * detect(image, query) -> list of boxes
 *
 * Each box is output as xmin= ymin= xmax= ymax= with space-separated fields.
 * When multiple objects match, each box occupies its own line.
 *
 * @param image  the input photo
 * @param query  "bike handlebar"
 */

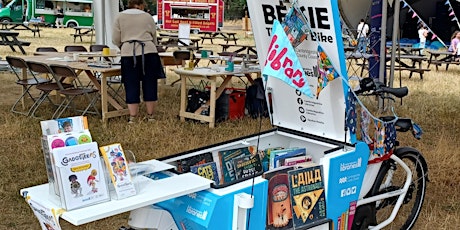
xmin=354 ymin=78 xmax=408 ymax=99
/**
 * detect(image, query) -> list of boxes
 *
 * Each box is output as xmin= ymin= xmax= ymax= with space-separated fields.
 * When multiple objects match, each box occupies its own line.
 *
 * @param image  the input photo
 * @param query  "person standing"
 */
xmin=112 ymin=0 xmax=165 ymax=123
xmin=356 ymin=19 xmax=369 ymax=53
xmin=448 ymin=31 xmax=460 ymax=53
xmin=55 ymin=5 xmax=64 ymax=28
xmin=418 ymin=24 xmax=428 ymax=55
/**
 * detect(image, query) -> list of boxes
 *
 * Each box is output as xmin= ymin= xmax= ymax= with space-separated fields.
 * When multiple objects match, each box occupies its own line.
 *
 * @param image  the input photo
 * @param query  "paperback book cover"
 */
xmin=263 ymin=166 xmax=294 ymax=230
xmin=176 ymin=152 xmax=214 ymax=173
xmin=190 ymin=161 xmax=220 ymax=185
xmin=40 ymin=116 xmax=89 ymax=136
xmin=218 ymin=146 xmax=256 ymax=184
xmin=42 ymin=130 xmax=93 ymax=197
xmin=100 ymin=143 xmax=137 ymax=200
xmin=232 ymin=154 xmax=263 ymax=180
xmin=53 ymin=142 xmax=110 ymax=210
xmin=287 ymin=165 xmax=327 ymax=228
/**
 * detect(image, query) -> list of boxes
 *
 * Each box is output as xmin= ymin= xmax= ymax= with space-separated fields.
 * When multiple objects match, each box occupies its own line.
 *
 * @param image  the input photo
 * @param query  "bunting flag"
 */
xmin=401 ymin=0 xmax=448 ymax=48
xmin=282 ymin=6 xmax=309 ymax=48
xmin=316 ymin=46 xmax=340 ymax=99
xmin=373 ymin=118 xmax=385 ymax=157
xmin=446 ymin=0 xmax=460 ymax=29
xmin=345 ymin=89 xmax=357 ymax=135
xmin=262 ymin=20 xmax=314 ymax=98
xmin=384 ymin=121 xmax=397 ymax=153
xmin=359 ymin=109 xmax=373 ymax=145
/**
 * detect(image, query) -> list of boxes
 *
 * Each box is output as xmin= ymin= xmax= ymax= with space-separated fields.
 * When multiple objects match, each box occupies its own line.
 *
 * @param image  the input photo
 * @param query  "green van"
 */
xmin=0 ymin=0 xmax=93 ymax=27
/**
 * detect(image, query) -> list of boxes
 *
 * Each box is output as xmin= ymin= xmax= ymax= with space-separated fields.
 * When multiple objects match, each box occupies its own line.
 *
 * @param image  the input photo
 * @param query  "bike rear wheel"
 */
xmin=372 ymin=149 xmax=428 ymax=229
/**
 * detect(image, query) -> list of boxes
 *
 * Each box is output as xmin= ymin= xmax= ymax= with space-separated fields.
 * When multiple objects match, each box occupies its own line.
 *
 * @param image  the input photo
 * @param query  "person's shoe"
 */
xmin=146 ymin=114 xmax=155 ymax=122
xmin=128 ymin=116 xmax=137 ymax=124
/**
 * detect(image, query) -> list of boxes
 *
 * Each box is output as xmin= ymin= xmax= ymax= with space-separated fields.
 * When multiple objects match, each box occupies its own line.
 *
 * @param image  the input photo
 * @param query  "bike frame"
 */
xmin=356 ymin=154 xmax=413 ymax=229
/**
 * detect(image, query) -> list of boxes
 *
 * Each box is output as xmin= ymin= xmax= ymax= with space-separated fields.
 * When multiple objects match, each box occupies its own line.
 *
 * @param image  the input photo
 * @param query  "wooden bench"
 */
xmin=0 ymin=22 xmax=42 ymax=37
xmin=71 ymin=26 xmax=95 ymax=43
xmin=0 ymin=30 xmax=30 ymax=54
xmin=71 ymin=33 xmax=94 ymax=42
xmin=387 ymin=66 xmax=431 ymax=79
xmin=429 ymin=60 xmax=460 ymax=71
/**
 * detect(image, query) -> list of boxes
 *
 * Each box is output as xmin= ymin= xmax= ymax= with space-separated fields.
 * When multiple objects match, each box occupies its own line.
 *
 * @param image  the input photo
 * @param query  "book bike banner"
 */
xmin=247 ymin=0 xmax=352 ymax=143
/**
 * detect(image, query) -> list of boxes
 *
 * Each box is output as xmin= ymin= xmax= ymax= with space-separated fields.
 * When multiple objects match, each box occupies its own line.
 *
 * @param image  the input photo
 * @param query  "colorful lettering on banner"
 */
xmin=373 ymin=118 xmax=385 ymax=157
xmin=316 ymin=46 xmax=339 ymax=99
xmin=262 ymin=20 xmax=314 ymax=98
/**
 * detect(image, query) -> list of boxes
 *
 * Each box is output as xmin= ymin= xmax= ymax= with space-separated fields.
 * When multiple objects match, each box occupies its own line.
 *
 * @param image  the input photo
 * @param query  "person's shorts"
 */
xmin=121 ymin=53 xmax=165 ymax=104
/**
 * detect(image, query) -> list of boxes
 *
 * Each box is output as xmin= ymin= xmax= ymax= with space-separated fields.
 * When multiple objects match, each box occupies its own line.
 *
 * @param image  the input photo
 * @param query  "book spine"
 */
xmin=347 ymin=201 xmax=357 ymax=230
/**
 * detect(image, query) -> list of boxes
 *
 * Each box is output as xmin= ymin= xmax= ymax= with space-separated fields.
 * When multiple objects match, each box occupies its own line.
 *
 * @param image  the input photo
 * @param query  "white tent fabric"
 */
xmin=94 ymin=0 xmax=118 ymax=48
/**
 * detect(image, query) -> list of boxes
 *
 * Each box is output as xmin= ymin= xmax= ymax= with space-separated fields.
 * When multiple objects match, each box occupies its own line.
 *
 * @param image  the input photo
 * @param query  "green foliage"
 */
xmin=224 ymin=0 xmax=247 ymax=20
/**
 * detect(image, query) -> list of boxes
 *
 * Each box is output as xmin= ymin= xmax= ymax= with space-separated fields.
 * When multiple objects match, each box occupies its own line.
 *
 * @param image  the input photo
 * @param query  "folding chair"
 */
xmin=89 ymin=44 xmax=109 ymax=52
xmin=26 ymin=61 xmax=72 ymax=119
xmin=49 ymin=64 xmax=100 ymax=119
xmin=36 ymin=47 xmax=58 ymax=52
xmin=64 ymin=45 xmax=88 ymax=52
xmin=6 ymin=56 xmax=51 ymax=116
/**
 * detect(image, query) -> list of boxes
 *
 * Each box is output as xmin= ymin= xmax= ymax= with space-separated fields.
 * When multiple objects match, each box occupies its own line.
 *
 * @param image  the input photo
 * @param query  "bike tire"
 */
xmin=371 ymin=148 xmax=428 ymax=230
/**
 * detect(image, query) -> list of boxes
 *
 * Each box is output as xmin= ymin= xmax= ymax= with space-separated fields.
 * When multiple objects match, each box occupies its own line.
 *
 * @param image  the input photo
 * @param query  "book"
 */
xmin=281 ymin=155 xmax=312 ymax=167
xmin=274 ymin=148 xmax=307 ymax=168
xmin=53 ymin=142 xmax=110 ymax=210
xmin=176 ymin=152 xmax=214 ymax=173
xmin=40 ymin=116 xmax=88 ymax=136
xmin=100 ymin=143 xmax=137 ymax=200
xmin=263 ymin=166 xmax=294 ymax=230
xmin=190 ymin=161 xmax=220 ymax=185
xmin=260 ymin=147 xmax=284 ymax=172
xmin=269 ymin=147 xmax=306 ymax=170
xmin=218 ymin=146 xmax=256 ymax=184
xmin=232 ymin=154 xmax=263 ymax=180
xmin=42 ymin=130 xmax=93 ymax=197
xmin=287 ymin=165 xmax=327 ymax=228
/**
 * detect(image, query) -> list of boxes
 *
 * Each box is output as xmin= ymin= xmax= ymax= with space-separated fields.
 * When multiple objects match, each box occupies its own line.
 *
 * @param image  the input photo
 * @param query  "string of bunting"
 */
xmin=400 ymin=0 xmax=447 ymax=48
xmin=263 ymin=0 xmax=412 ymax=160
xmin=445 ymin=0 xmax=460 ymax=29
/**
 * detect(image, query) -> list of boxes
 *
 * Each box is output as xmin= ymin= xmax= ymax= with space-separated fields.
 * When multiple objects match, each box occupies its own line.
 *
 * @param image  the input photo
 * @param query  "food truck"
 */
xmin=157 ymin=0 xmax=224 ymax=33
xmin=0 ymin=0 xmax=93 ymax=27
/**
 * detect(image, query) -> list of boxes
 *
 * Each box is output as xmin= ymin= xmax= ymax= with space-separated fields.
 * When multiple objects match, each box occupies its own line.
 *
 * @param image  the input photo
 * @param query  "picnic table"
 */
xmin=219 ymin=44 xmax=257 ymax=56
xmin=426 ymin=49 xmax=458 ymax=71
xmin=200 ymin=31 xmax=238 ymax=45
xmin=157 ymin=36 xmax=201 ymax=51
xmin=0 ymin=22 xmax=42 ymax=37
xmin=346 ymin=52 xmax=430 ymax=79
xmin=0 ymin=30 xmax=30 ymax=54
xmin=71 ymin=26 xmax=95 ymax=43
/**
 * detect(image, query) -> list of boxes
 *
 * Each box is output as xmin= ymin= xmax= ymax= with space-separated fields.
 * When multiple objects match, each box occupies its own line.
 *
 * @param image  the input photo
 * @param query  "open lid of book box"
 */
xmin=247 ymin=0 xmax=352 ymax=144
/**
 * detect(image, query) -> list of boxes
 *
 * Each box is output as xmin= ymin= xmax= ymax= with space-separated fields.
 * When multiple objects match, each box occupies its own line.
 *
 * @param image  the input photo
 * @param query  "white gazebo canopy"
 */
xmin=93 ymin=0 xmax=119 ymax=48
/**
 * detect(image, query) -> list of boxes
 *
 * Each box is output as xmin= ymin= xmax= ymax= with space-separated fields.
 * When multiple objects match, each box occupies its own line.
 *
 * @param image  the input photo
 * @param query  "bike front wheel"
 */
xmin=371 ymin=148 xmax=428 ymax=230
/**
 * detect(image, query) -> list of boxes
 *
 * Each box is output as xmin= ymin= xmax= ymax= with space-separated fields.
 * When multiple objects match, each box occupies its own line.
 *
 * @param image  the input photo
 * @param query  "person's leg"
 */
xmin=121 ymin=56 xmax=141 ymax=121
xmin=142 ymin=53 xmax=164 ymax=120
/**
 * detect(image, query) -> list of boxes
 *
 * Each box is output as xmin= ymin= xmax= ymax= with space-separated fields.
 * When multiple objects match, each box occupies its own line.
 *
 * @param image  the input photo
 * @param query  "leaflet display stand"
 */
xmin=20 ymin=160 xmax=212 ymax=226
